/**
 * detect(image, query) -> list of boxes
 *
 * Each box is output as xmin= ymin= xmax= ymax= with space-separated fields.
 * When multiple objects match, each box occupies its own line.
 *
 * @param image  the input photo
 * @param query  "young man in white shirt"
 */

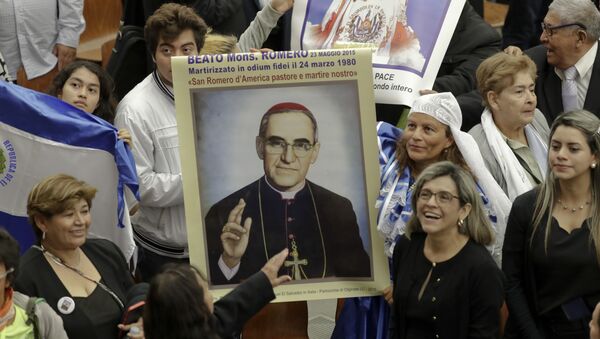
xmin=115 ymin=3 xmax=209 ymax=281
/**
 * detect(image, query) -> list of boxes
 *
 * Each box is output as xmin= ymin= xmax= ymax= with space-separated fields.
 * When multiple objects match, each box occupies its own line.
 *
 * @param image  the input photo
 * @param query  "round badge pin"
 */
xmin=57 ymin=296 xmax=75 ymax=314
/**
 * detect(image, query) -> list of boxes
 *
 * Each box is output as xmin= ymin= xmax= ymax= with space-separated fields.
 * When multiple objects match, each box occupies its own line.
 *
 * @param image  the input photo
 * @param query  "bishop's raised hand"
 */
xmin=220 ymin=198 xmax=252 ymax=268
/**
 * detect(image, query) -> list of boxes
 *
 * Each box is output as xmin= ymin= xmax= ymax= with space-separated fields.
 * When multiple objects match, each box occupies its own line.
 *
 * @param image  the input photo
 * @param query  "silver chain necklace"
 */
xmin=34 ymin=245 xmax=124 ymax=308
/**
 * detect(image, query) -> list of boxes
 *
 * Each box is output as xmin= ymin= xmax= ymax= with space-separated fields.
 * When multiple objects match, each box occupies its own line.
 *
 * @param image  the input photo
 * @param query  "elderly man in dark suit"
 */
xmin=205 ymin=102 xmax=371 ymax=285
xmin=522 ymin=0 xmax=600 ymax=123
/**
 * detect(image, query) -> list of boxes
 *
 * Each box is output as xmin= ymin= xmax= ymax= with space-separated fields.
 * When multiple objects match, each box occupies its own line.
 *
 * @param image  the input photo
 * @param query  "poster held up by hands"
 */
xmin=172 ymin=48 xmax=388 ymax=302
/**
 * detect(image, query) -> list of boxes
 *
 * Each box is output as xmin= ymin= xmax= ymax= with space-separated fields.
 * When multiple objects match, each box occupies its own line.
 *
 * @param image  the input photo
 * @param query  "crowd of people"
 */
xmin=2 ymin=0 xmax=600 ymax=338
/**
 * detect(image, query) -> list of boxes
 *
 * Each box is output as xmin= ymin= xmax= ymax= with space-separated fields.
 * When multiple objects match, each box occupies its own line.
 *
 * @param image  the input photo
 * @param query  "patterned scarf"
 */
xmin=376 ymin=163 xmax=414 ymax=258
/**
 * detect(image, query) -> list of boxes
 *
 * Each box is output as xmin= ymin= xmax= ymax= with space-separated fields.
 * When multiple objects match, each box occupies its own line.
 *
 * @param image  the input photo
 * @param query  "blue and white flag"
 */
xmin=0 ymin=81 xmax=139 ymax=261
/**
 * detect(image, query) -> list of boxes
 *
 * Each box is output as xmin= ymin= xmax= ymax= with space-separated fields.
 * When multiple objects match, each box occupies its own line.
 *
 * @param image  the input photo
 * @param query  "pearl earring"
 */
xmin=457 ymin=219 xmax=466 ymax=233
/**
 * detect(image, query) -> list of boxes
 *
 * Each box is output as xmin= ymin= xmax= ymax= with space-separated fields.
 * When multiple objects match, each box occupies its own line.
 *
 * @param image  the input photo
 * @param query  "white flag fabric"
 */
xmin=0 ymin=81 xmax=139 ymax=261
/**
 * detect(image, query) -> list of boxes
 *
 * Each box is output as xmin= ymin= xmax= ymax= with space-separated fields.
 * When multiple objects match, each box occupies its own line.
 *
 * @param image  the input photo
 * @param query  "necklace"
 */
xmin=34 ymin=245 xmax=124 ymax=308
xmin=557 ymin=199 xmax=590 ymax=213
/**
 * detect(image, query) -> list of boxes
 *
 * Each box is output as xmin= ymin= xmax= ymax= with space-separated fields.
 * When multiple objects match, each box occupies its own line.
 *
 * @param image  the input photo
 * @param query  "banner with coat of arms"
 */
xmin=291 ymin=0 xmax=466 ymax=106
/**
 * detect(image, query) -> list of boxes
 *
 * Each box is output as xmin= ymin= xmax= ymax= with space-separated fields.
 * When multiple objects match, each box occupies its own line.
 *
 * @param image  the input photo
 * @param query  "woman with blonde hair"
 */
xmin=503 ymin=110 xmax=600 ymax=338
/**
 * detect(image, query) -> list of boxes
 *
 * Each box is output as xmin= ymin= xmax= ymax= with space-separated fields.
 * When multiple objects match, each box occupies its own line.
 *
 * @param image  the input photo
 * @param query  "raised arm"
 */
xmin=213 ymin=249 xmax=291 ymax=337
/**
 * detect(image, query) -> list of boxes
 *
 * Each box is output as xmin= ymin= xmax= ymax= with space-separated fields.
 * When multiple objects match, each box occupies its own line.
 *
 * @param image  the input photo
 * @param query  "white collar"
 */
xmin=264 ymin=176 xmax=306 ymax=199
xmin=555 ymin=41 xmax=598 ymax=80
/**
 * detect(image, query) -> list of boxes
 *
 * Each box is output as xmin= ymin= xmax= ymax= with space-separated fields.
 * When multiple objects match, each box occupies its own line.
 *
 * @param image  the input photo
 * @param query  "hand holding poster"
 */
xmin=291 ymin=0 xmax=466 ymax=105
xmin=172 ymin=48 xmax=388 ymax=301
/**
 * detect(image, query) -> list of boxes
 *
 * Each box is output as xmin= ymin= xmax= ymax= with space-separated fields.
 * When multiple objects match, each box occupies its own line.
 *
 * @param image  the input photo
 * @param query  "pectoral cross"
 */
xmin=284 ymin=235 xmax=308 ymax=280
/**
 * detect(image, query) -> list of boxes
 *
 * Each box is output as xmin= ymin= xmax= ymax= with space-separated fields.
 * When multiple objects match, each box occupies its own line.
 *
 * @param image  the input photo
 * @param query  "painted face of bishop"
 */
xmin=257 ymin=111 xmax=320 ymax=192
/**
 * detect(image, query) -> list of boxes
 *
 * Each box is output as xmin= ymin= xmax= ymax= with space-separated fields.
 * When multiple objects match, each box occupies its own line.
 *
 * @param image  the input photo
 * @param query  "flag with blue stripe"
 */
xmin=0 ymin=81 xmax=139 ymax=260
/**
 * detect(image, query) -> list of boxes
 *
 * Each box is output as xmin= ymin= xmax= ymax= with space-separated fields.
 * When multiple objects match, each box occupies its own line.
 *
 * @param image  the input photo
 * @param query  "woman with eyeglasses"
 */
xmin=334 ymin=92 xmax=510 ymax=338
xmin=14 ymin=174 xmax=137 ymax=339
xmin=390 ymin=161 xmax=503 ymax=338
xmin=503 ymin=110 xmax=600 ymax=338
xmin=0 ymin=228 xmax=68 ymax=338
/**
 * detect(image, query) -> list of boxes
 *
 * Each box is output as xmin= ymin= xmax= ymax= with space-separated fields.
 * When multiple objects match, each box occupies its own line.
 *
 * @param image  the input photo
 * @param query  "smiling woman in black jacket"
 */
xmin=391 ymin=162 xmax=504 ymax=339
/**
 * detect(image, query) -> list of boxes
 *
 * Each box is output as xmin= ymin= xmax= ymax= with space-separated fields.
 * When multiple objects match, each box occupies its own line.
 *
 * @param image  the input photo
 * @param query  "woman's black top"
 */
xmin=392 ymin=232 xmax=504 ymax=339
xmin=532 ymin=218 xmax=600 ymax=314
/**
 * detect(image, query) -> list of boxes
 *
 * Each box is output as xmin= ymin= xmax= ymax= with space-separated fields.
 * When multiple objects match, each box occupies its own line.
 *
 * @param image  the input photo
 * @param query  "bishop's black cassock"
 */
xmin=205 ymin=177 xmax=371 ymax=285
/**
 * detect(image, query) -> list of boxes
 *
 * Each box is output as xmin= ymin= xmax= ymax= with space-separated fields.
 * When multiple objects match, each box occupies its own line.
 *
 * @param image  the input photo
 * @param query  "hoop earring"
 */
xmin=42 ymin=231 xmax=46 ymax=240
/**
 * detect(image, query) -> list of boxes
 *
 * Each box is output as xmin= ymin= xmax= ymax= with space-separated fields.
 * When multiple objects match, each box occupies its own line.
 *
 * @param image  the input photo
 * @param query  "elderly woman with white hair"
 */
xmin=333 ymin=92 xmax=510 ymax=338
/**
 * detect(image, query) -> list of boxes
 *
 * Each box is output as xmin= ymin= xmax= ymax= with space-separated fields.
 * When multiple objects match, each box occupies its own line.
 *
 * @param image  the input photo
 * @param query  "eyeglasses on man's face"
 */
xmin=418 ymin=189 xmax=460 ymax=205
xmin=541 ymin=22 xmax=587 ymax=37
xmin=264 ymin=138 xmax=315 ymax=158
xmin=0 ymin=267 xmax=14 ymax=280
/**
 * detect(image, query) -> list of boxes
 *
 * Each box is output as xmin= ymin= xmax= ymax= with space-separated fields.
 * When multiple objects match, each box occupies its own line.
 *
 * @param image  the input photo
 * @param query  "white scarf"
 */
xmin=481 ymin=108 xmax=547 ymax=200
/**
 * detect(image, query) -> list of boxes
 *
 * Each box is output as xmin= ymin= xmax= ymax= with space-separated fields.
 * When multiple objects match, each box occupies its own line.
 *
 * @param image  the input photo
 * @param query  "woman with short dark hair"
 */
xmin=144 ymin=264 xmax=219 ymax=339
xmin=144 ymin=250 xmax=291 ymax=339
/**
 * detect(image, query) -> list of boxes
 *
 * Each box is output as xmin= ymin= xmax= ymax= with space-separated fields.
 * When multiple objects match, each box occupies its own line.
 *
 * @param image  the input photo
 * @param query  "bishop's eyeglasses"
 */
xmin=541 ymin=22 xmax=587 ymax=37
xmin=264 ymin=138 xmax=315 ymax=158
xmin=418 ymin=189 xmax=460 ymax=205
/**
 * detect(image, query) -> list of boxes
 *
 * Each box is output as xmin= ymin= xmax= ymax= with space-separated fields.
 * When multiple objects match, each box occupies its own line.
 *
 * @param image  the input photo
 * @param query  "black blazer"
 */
xmin=526 ymin=44 xmax=600 ymax=124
